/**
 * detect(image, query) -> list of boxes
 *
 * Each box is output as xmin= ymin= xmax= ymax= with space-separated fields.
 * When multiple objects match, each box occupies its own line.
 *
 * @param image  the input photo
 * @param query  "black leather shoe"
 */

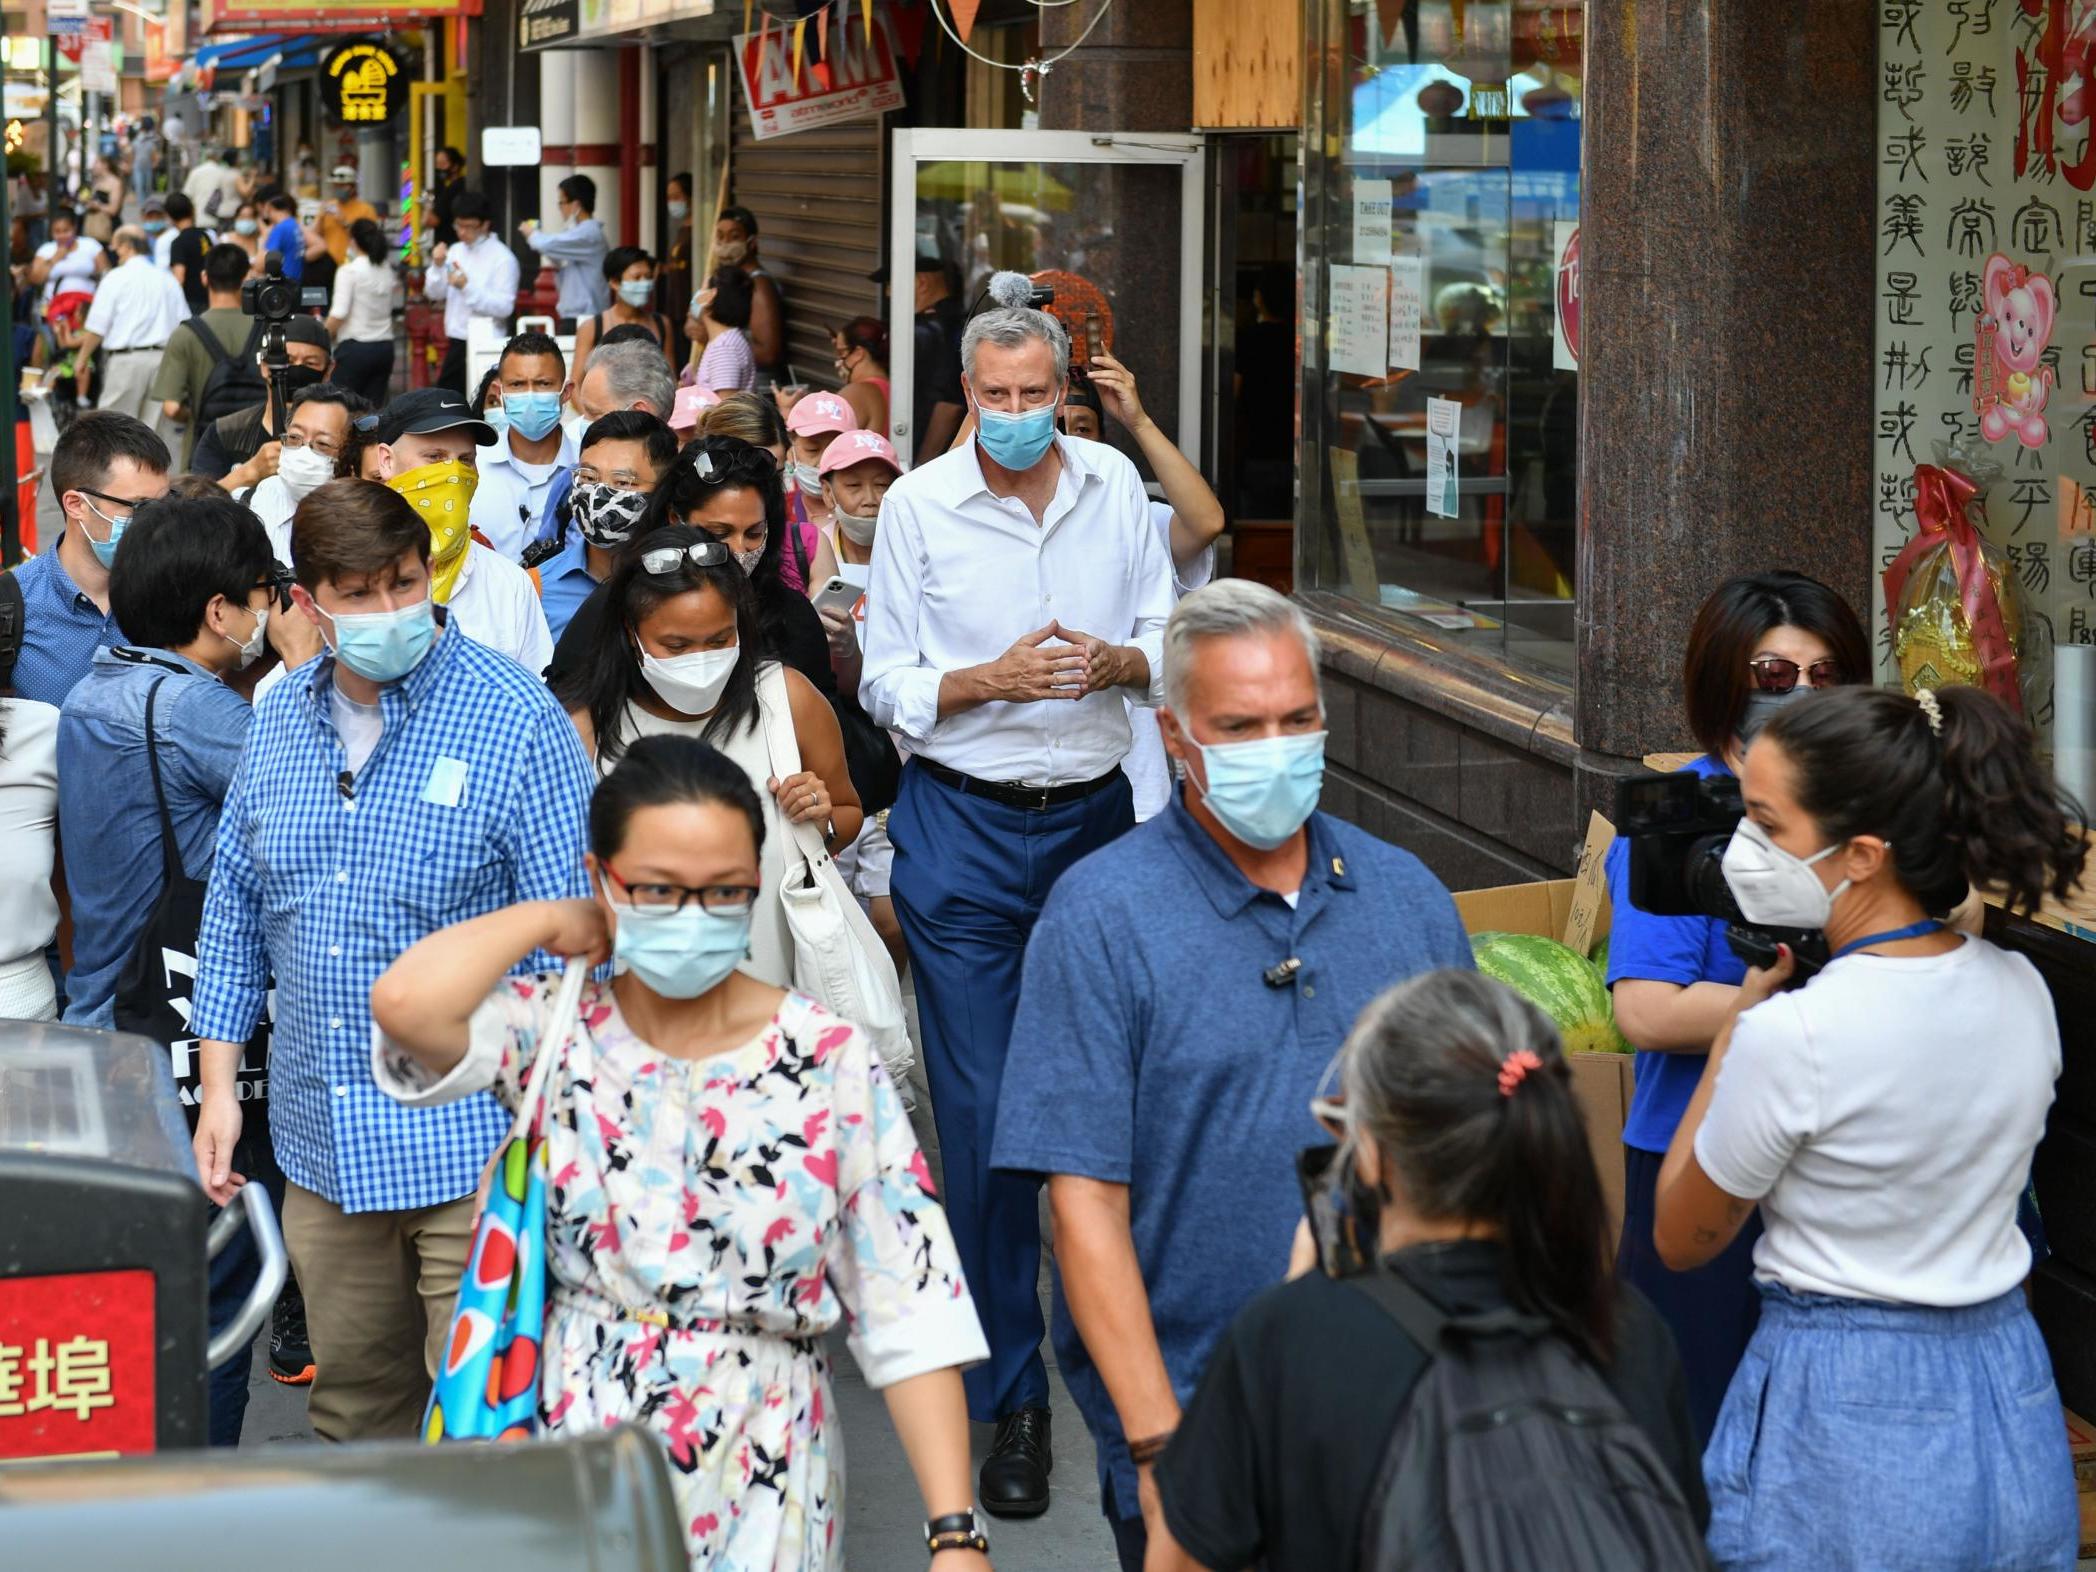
xmin=979 ymin=1405 xmax=1053 ymax=1518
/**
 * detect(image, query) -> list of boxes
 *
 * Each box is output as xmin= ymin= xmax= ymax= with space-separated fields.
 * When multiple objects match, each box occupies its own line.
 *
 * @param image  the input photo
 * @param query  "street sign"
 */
xmin=518 ymin=0 xmax=578 ymax=51
xmin=481 ymin=125 xmax=541 ymax=166
xmin=79 ymin=39 xmax=116 ymax=96
xmin=46 ymin=0 xmax=88 ymax=35
xmin=55 ymin=17 xmax=109 ymax=62
xmin=735 ymin=6 xmax=905 ymax=143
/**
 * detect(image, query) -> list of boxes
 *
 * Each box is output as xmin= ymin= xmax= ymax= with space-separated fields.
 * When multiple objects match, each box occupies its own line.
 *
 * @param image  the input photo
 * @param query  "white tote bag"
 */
xmin=756 ymin=668 xmax=913 ymax=1083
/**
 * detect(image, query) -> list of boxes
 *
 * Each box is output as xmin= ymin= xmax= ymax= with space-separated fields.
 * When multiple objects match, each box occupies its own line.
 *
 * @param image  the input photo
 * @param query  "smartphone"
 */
xmin=1084 ymin=311 xmax=1104 ymax=367
xmin=1296 ymin=1143 xmax=1371 ymax=1278
xmin=812 ymin=576 xmax=861 ymax=616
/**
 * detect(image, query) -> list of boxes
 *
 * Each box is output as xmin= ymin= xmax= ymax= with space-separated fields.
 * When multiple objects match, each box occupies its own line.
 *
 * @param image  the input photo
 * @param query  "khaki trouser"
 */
xmin=96 ymin=347 xmax=164 ymax=436
xmin=280 ymin=1181 xmax=474 ymax=1442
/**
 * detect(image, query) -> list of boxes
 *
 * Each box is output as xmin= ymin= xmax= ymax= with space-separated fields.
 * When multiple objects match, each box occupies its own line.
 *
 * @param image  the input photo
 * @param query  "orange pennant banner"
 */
xmin=949 ymin=0 xmax=981 ymax=44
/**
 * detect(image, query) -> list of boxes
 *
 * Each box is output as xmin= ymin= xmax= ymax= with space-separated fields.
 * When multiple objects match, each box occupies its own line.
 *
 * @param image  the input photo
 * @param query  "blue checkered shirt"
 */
xmin=7 ymin=541 xmax=122 ymax=708
xmin=191 ymin=630 xmax=595 ymax=1213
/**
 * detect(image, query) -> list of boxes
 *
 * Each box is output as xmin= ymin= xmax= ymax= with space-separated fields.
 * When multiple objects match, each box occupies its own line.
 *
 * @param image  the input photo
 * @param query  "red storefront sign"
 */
xmin=735 ymin=7 xmax=905 ymax=143
xmin=0 ymin=1270 xmax=156 ymax=1461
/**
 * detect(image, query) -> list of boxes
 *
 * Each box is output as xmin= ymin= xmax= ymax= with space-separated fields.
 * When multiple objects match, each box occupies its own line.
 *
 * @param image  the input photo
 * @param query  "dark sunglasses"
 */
xmin=639 ymin=539 xmax=735 ymax=576
xmin=1749 ymin=656 xmax=1844 ymax=694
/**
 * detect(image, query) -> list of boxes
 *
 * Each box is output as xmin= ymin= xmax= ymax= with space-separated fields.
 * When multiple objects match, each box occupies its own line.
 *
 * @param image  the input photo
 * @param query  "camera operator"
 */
xmin=193 ymin=316 xmax=332 ymax=490
xmin=1604 ymin=571 xmax=1869 ymax=1445
xmin=1652 ymin=684 xmax=2085 ymax=1570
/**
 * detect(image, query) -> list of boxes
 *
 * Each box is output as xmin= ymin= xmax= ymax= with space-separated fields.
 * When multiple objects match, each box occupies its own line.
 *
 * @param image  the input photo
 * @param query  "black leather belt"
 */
xmin=107 ymin=344 xmax=165 ymax=354
xmin=914 ymin=756 xmax=1123 ymax=812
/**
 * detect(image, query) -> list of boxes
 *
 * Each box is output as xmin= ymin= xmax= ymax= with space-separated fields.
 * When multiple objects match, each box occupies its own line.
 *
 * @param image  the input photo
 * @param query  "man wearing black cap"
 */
xmin=892 ymin=253 xmax=966 ymax=464
xmin=367 ymin=386 xmax=552 ymax=675
xmin=192 ymin=315 xmax=334 ymax=488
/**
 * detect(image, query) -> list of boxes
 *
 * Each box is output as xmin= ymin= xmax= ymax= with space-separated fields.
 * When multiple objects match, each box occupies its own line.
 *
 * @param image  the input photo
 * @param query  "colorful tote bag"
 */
xmin=424 ymin=959 xmax=588 ymax=1443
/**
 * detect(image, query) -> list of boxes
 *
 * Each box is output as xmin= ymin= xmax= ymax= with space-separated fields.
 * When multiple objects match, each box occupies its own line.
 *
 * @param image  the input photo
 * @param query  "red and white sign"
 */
xmin=1553 ymin=221 xmax=1581 ymax=370
xmin=55 ymin=17 xmax=112 ymax=64
xmin=736 ymin=8 xmax=905 ymax=143
xmin=0 ymin=1270 xmax=156 ymax=1462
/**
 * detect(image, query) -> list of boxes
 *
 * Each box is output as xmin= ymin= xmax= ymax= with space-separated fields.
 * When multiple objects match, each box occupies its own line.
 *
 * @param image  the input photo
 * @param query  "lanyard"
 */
xmin=1832 ymin=919 xmax=1945 ymax=959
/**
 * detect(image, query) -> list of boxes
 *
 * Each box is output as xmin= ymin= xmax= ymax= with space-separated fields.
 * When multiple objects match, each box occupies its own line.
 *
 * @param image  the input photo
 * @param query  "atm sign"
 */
xmin=0 ymin=1270 xmax=156 ymax=1461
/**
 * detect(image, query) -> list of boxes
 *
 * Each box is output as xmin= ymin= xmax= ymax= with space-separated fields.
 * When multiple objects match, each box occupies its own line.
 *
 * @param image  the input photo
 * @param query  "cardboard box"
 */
xmin=1454 ymin=813 xmax=1634 ymax=1248
xmin=2067 ymin=1407 xmax=2096 ymax=1559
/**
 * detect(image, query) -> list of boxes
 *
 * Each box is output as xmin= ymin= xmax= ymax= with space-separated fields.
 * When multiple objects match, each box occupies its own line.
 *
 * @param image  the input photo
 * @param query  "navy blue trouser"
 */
xmin=205 ymin=1163 xmax=286 ymax=1448
xmin=888 ymin=761 xmax=1133 ymax=1423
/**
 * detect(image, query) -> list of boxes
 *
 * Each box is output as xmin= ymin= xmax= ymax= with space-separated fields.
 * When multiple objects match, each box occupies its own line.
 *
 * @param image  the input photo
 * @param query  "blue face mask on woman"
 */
xmin=504 ymin=391 xmax=563 ymax=443
xmin=1192 ymin=730 xmax=1329 ymax=850
xmin=606 ymin=882 xmax=752 ymax=999
xmin=975 ymin=401 xmax=1058 ymax=470
xmin=326 ymin=599 xmax=436 ymax=683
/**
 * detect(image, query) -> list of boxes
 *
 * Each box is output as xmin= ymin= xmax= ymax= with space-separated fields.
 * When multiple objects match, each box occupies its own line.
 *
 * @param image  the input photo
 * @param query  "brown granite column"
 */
xmin=1576 ymin=0 xmax=1876 ymax=759
xmin=1035 ymin=0 xmax=1193 ymax=134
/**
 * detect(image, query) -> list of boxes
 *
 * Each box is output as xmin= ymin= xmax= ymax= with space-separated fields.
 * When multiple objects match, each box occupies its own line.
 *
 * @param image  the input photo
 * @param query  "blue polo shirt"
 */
xmin=992 ymin=794 xmax=1474 ymax=1520
xmin=534 ymin=525 xmax=603 ymax=646
xmin=265 ymin=216 xmax=303 ymax=281
xmin=7 ymin=542 xmax=121 ymax=708
xmin=1603 ymin=753 xmax=1747 ymax=1154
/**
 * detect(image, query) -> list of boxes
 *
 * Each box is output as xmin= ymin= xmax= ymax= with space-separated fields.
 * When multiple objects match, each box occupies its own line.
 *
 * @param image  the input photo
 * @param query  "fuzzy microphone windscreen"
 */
xmin=985 ymin=270 xmax=1037 ymax=309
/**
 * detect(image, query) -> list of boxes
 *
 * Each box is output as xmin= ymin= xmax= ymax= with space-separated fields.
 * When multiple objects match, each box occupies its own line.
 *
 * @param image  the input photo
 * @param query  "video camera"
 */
xmin=1614 ymin=772 xmax=1829 ymax=982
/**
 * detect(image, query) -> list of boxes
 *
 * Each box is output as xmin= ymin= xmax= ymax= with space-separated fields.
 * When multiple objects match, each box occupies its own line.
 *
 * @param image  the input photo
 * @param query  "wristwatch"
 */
xmin=925 ymin=1509 xmax=990 ymax=1557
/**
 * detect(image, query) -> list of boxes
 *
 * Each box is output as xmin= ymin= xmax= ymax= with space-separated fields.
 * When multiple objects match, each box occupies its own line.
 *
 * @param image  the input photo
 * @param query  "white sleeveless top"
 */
xmin=606 ymin=662 xmax=794 ymax=991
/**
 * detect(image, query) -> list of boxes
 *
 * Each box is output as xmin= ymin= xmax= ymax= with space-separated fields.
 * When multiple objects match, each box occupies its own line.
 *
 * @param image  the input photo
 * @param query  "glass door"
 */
xmin=887 ymin=129 xmax=1207 ymax=475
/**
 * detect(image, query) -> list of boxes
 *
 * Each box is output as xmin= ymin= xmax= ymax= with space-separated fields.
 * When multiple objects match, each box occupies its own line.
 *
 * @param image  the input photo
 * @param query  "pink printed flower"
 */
xmin=795 ymin=1274 xmax=825 ymax=1306
xmin=701 ymin=1106 xmax=727 ymax=1141
xmin=803 ymin=1108 xmax=830 ymax=1146
xmin=691 ymin=1513 xmax=719 ymax=1540
xmin=669 ymin=1231 xmax=690 ymax=1252
xmin=803 ymin=1150 xmax=839 ymax=1188
xmin=813 ymin=1024 xmax=852 ymax=1063
xmin=908 ymin=1149 xmax=937 ymax=1197
xmin=763 ymin=1217 xmax=797 ymax=1249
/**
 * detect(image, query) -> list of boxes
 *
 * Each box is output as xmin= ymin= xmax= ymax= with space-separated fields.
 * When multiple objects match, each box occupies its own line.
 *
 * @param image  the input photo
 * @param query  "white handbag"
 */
xmin=756 ymin=667 xmax=913 ymax=1084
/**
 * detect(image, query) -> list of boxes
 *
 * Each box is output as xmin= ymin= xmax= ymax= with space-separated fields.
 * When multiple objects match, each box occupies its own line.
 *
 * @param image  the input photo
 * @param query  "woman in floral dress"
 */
xmin=370 ymin=735 xmax=993 ymax=1572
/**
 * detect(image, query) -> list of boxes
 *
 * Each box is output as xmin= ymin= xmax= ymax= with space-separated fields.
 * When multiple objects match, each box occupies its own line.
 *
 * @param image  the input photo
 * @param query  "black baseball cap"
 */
xmin=375 ymin=386 xmax=498 ymax=446
xmin=285 ymin=316 xmax=332 ymax=351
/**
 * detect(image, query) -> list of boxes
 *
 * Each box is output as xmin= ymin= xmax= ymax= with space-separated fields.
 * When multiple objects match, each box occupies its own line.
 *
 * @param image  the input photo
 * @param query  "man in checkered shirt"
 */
xmin=189 ymin=476 xmax=594 ymax=1441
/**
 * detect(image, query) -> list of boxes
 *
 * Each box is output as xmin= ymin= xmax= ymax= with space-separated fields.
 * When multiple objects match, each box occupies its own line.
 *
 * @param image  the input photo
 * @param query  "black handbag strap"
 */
xmin=140 ymin=677 xmax=184 ymax=889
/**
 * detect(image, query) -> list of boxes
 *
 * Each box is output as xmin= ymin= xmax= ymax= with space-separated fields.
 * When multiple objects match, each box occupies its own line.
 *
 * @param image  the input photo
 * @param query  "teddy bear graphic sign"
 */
xmin=1974 ymin=253 xmax=2056 ymax=450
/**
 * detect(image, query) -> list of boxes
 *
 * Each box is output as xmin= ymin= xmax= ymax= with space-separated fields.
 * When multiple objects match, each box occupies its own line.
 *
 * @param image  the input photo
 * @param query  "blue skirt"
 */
xmin=1705 ymin=1283 xmax=2079 ymax=1571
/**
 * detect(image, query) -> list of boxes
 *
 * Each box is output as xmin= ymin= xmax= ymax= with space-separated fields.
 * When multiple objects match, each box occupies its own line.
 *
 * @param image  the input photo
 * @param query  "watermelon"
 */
xmin=1589 ymin=932 xmax=1611 ymax=976
xmin=1470 ymin=931 xmax=1629 ymax=1055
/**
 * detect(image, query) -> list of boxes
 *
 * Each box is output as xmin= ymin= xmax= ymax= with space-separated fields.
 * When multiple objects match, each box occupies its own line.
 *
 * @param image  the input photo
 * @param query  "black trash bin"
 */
xmin=0 ymin=1023 xmax=283 ymax=1460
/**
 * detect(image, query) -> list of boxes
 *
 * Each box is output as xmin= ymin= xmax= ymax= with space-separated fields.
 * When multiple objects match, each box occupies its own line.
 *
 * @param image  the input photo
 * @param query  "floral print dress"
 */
xmin=374 ymin=976 xmax=987 ymax=1570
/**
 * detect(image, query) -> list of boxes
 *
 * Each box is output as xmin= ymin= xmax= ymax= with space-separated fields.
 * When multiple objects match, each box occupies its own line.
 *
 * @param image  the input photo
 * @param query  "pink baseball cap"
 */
xmin=787 ymin=391 xmax=856 ymax=437
xmin=818 ymin=428 xmax=903 ymax=476
xmin=669 ymin=383 xmax=721 ymax=431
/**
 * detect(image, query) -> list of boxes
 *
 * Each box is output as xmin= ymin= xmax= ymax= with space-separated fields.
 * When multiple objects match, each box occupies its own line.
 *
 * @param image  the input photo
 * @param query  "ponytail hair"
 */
xmin=1761 ymin=684 xmax=2087 ymax=917
xmin=1340 ymin=969 xmax=1614 ymax=1363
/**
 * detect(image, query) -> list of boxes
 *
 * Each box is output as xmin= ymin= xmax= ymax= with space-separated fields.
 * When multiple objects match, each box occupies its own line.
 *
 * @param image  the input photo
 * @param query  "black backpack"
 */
xmin=184 ymin=314 xmax=267 ymax=426
xmin=1350 ymin=1267 xmax=1711 ymax=1572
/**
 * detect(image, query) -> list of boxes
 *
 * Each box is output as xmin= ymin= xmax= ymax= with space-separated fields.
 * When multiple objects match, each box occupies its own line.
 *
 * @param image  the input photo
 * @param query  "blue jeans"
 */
xmin=1706 ymin=1283 xmax=2078 ymax=1570
xmin=204 ymin=1168 xmax=285 ymax=1448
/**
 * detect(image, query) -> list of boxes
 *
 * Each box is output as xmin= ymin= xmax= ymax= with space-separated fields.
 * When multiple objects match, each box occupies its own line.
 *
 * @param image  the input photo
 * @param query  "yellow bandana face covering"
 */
xmin=390 ymin=459 xmax=479 ymax=605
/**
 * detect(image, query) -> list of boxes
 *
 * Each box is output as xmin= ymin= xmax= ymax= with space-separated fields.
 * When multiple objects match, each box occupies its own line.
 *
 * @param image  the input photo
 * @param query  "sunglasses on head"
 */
xmin=639 ymin=539 xmax=735 ymax=576
xmin=1749 ymin=656 xmax=1843 ymax=694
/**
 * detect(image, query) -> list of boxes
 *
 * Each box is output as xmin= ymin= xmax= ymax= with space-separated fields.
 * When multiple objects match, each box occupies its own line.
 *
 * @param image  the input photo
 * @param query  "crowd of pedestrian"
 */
xmin=0 ymin=245 xmax=2087 ymax=1572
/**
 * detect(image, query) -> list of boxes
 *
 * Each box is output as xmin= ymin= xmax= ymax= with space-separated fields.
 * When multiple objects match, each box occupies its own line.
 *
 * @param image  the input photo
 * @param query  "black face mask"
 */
xmin=278 ymin=364 xmax=325 ymax=403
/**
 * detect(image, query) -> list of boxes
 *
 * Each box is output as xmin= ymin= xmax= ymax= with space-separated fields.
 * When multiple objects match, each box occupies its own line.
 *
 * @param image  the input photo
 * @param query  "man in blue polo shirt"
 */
xmin=532 ymin=408 xmax=675 ymax=643
xmin=7 ymin=411 xmax=171 ymax=707
xmin=992 ymin=580 xmax=1473 ymax=1572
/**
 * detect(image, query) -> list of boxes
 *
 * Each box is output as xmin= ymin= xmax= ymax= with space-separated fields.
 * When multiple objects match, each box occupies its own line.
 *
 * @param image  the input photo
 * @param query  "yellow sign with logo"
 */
xmin=321 ymin=40 xmax=404 ymax=125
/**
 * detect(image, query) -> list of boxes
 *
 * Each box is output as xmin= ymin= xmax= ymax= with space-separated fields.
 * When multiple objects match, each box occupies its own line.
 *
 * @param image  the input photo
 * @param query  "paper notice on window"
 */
xmin=1330 ymin=446 xmax=1381 ymax=602
xmin=1329 ymin=265 xmax=1389 ymax=378
xmin=1425 ymin=396 xmax=1460 ymax=518
xmin=1352 ymin=178 xmax=1392 ymax=265
xmin=1387 ymin=254 xmax=1422 ymax=372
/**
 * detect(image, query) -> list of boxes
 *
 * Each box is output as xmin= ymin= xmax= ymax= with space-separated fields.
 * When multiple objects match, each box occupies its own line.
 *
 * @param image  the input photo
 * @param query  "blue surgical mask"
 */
xmin=975 ymin=401 xmax=1058 ymax=470
xmin=483 ymin=400 xmax=509 ymax=433
xmin=504 ymin=391 xmax=563 ymax=443
xmin=618 ymin=279 xmax=655 ymax=308
xmin=83 ymin=497 xmax=131 ymax=568
xmin=1192 ymin=731 xmax=1328 ymax=850
xmin=606 ymin=881 xmax=751 ymax=999
xmin=143 ymin=220 xmax=168 ymax=237
xmin=325 ymin=598 xmax=436 ymax=683
xmin=792 ymin=460 xmax=823 ymax=493
xmin=235 ymin=217 xmax=258 ymax=237
xmin=667 ymin=200 xmax=691 ymax=223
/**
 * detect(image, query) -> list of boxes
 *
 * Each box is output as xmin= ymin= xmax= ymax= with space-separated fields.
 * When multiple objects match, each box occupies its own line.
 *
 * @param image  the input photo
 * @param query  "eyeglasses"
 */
xmin=281 ymin=432 xmax=343 ymax=458
xmin=639 ymin=539 xmax=735 ymax=576
xmin=602 ymin=864 xmax=758 ymax=916
xmin=1749 ymin=657 xmax=1845 ymax=694
xmin=78 ymin=486 xmax=158 ymax=517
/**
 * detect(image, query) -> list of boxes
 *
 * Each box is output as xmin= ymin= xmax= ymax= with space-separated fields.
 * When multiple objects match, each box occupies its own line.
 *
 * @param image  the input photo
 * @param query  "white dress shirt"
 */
xmin=470 ymin=427 xmax=576 ymax=560
xmin=331 ymin=253 xmax=397 ymax=344
xmin=84 ymin=253 xmax=181 ymax=349
xmin=424 ymin=232 xmax=521 ymax=342
xmin=860 ymin=434 xmax=1174 ymax=786
xmin=449 ymin=542 xmax=554 ymax=676
xmin=0 ymin=697 xmax=59 ymax=1019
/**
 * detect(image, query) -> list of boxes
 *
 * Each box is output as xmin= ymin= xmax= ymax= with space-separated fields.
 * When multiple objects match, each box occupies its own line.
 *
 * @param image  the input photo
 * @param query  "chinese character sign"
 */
xmin=1872 ymin=0 xmax=2096 ymax=733
xmin=0 ymin=1270 xmax=155 ymax=1460
xmin=320 ymin=40 xmax=404 ymax=127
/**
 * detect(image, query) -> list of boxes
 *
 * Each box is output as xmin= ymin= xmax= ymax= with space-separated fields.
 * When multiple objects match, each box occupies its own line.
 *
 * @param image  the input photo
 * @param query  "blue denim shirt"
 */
xmin=992 ymin=795 xmax=1476 ymax=1518
xmin=58 ymin=646 xmax=251 ymax=1026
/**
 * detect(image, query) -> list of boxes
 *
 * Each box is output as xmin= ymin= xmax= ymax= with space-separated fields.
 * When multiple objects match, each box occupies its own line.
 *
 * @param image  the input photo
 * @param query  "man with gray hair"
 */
xmin=76 ymin=225 xmax=183 ymax=428
xmin=861 ymin=280 xmax=1177 ymax=1520
xmin=526 ymin=337 xmax=676 ymax=548
xmin=992 ymin=579 xmax=1474 ymax=1570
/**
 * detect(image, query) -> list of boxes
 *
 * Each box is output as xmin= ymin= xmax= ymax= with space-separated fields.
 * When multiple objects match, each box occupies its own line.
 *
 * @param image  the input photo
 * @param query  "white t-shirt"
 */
xmin=331 ymin=253 xmax=396 ymax=345
xmin=36 ymin=235 xmax=104 ymax=308
xmin=0 ymin=699 xmax=60 ymax=977
xmin=1695 ymin=935 xmax=2058 ymax=1306
xmin=1126 ymin=499 xmax=1214 ymax=821
xmin=448 ymin=543 xmax=553 ymax=677
xmin=331 ymin=686 xmax=383 ymax=776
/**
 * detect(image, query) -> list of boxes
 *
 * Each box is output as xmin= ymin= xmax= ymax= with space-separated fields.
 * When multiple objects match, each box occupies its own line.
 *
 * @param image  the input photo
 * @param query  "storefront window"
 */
xmin=1299 ymin=0 xmax=1583 ymax=675
xmin=1872 ymin=3 xmax=2092 ymax=818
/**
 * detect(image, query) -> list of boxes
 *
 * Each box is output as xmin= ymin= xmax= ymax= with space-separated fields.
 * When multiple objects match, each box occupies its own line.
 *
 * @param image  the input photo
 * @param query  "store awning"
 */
xmin=200 ymin=0 xmax=480 ymax=35
xmin=189 ymin=32 xmax=327 ymax=73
